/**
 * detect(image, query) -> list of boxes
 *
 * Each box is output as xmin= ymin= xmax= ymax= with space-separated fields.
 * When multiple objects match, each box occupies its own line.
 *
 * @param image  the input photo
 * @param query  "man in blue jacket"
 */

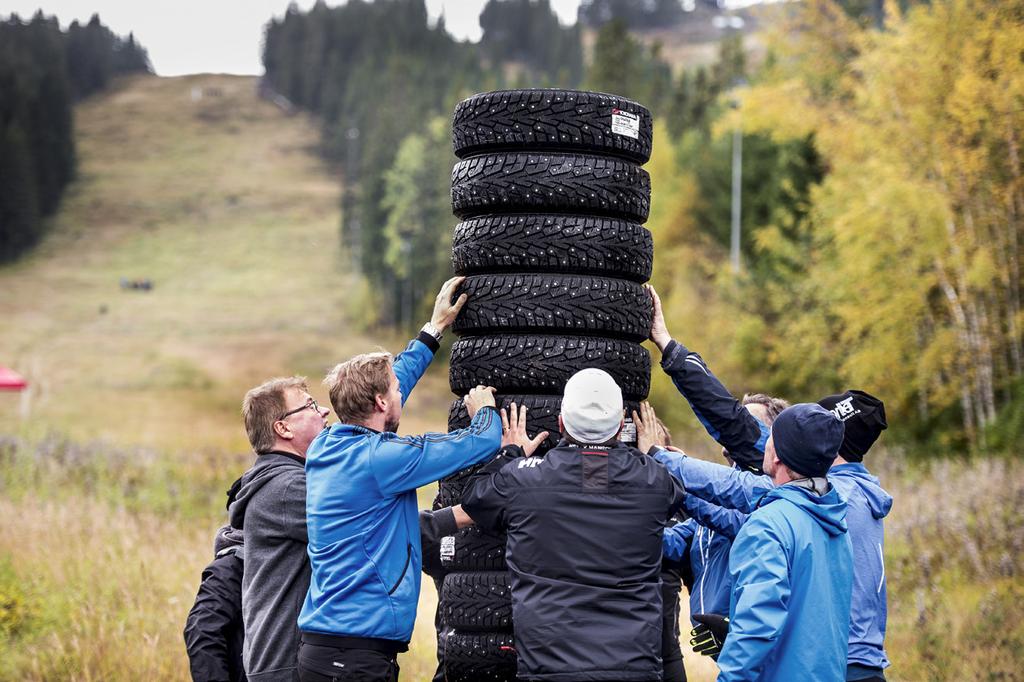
xmin=297 ymin=277 xmax=504 ymax=682
xmin=719 ymin=403 xmax=854 ymax=681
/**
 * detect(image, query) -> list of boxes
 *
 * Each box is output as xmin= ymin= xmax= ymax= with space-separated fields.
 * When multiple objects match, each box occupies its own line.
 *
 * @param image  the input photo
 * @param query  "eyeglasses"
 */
xmin=278 ymin=398 xmax=321 ymax=421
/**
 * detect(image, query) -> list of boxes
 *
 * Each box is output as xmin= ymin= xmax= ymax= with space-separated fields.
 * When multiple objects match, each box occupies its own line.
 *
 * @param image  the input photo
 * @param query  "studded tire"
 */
xmin=448 ymin=393 xmax=642 ymax=454
xmin=443 ymin=631 xmax=518 ymax=682
xmin=441 ymin=571 xmax=514 ymax=632
xmin=451 ymin=214 xmax=653 ymax=282
xmin=441 ymin=526 xmax=508 ymax=572
xmin=452 ymin=273 xmax=652 ymax=342
xmin=453 ymin=88 xmax=653 ymax=164
xmin=449 ymin=334 xmax=650 ymax=400
xmin=451 ymin=152 xmax=650 ymax=222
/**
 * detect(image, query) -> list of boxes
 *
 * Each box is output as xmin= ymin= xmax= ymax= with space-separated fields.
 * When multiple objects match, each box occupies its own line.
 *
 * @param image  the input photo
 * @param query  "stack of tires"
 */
xmin=436 ymin=89 xmax=655 ymax=681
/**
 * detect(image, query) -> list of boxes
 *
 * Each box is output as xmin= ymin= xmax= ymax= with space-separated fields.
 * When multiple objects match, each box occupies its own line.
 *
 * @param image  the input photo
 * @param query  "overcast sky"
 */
xmin=2 ymin=0 xmax=583 ymax=76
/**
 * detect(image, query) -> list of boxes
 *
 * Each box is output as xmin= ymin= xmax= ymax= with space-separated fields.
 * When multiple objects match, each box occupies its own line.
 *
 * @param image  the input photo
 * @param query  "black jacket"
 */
xmin=463 ymin=442 xmax=685 ymax=681
xmin=184 ymin=526 xmax=247 ymax=682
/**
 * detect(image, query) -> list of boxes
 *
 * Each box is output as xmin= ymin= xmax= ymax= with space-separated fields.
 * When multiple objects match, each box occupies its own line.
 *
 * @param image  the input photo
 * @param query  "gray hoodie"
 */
xmin=228 ymin=452 xmax=308 ymax=682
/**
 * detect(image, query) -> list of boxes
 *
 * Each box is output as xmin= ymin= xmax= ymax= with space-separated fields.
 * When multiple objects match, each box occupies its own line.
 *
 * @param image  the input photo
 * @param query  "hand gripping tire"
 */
xmin=453 ymin=88 xmax=653 ymax=164
xmin=443 ymin=631 xmax=517 ymax=682
xmin=451 ymin=214 xmax=653 ymax=282
xmin=449 ymin=334 xmax=651 ymax=400
xmin=451 ymin=273 xmax=653 ymax=342
xmin=441 ymin=571 xmax=514 ymax=632
xmin=451 ymin=152 xmax=651 ymax=222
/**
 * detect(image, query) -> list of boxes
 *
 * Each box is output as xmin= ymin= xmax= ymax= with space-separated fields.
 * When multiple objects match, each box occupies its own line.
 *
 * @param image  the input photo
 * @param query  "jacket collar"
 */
xmin=257 ymin=449 xmax=305 ymax=466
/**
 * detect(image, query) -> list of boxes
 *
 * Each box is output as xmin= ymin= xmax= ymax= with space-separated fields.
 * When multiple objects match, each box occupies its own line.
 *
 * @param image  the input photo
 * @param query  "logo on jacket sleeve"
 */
xmin=517 ymin=458 xmax=542 ymax=469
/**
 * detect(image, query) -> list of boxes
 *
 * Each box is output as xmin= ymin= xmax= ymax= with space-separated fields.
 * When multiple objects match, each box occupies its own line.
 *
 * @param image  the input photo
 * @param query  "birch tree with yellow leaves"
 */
xmin=729 ymin=0 xmax=1023 ymax=450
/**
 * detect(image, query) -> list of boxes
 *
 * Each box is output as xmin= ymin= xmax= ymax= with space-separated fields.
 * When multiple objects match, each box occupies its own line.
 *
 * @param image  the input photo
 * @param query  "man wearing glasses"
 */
xmin=227 ymin=278 xmax=477 ymax=682
xmin=229 ymin=376 xmax=330 ymax=682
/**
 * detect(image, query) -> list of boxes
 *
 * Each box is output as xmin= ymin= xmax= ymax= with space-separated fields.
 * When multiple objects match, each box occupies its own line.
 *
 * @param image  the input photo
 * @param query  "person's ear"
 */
xmin=374 ymin=393 xmax=388 ymax=414
xmin=274 ymin=419 xmax=293 ymax=441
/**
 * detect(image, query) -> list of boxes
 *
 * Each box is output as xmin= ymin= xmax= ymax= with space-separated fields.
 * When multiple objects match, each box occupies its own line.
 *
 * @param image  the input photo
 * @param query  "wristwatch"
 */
xmin=421 ymin=322 xmax=443 ymax=342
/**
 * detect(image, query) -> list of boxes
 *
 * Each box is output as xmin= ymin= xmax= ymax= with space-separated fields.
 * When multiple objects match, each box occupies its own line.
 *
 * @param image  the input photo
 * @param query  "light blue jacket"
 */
xmin=299 ymin=338 xmax=502 ymax=642
xmin=662 ymin=485 xmax=746 ymax=620
xmin=655 ymin=450 xmax=892 ymax=676
xmin=718 ymin=483 xmax=854 ymax=682
xmin=830 ymin=463 xmax=892 ymax=672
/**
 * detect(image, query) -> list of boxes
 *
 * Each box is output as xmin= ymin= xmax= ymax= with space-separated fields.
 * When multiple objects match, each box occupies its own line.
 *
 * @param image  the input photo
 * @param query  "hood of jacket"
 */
xmin=228 ymin=451 xmax=305 ymax=530
xmin=831 ymin=462 xmax=893 ymax=520
xmin=213 ymin=524 xmax=244 ymax=558
xmin=760 ymin=482 xmax=849 ymax=537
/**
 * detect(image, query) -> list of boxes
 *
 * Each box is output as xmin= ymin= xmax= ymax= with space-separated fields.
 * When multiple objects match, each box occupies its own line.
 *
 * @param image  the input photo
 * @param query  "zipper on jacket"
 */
xmin=698 ymin=528 xmax=714 ymax=613
xmin=388 ymin=544 xmax=412 ymax=595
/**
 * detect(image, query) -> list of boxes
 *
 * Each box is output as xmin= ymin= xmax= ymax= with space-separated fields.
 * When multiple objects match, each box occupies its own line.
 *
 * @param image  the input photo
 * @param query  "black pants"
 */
xmin=297 ymin=642 xmax=399 ymax=682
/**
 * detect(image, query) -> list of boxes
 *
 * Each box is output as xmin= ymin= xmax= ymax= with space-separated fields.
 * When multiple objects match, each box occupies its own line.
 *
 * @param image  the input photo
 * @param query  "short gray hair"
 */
xmin=242 ymin=377 xmax=308 ymax=452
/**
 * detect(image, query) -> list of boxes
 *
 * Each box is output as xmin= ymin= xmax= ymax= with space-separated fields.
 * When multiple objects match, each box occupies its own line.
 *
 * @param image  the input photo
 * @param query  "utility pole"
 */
xmin=730 ymin=123 xmax=742 ymax=274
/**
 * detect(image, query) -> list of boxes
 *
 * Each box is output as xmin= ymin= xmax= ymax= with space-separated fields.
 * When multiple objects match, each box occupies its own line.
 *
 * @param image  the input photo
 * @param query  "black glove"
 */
xmin=690 ymin=613 xmax=729 ymax=660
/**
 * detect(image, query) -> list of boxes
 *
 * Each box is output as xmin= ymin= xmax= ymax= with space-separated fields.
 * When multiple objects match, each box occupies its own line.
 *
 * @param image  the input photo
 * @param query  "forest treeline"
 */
xmin=0 ymin=12 xmax=150 ymax=261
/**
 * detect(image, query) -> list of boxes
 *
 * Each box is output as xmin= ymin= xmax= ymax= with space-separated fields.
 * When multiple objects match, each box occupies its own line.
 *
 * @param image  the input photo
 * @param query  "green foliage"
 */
xmin=479 ymin=0 xmax=584 ymax=86
xmin=0 ymin=11 xmax=150 ymax=262
xmin=585 ymin=19 xmax=673 ymax=113
xmin=382 ymin=118 xmax=457 ymax=330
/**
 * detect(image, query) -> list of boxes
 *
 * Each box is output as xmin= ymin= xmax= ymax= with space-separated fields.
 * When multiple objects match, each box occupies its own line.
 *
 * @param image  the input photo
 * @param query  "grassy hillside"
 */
xmin=0 ymin=73 xmax=455 ymax=681
xmin=0 ymin=73 xmax=452 ymax=453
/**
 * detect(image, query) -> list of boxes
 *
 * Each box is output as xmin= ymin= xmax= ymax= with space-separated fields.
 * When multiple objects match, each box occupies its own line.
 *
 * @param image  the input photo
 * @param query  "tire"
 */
xmin=451 ymin=152 xmax=651 ymax=222
xmin=451 ymin=214 xmax=653 ymax=282
xmin=440 ymin=526 xmax=508 ymax=572
xmin=452 ymin=273 xmax=652 ymax=342
xmin=453 ymin=89 xmax=653 ymax=164
xmin=441 ymin=571 xmax=513 ymax=632
xmin=449 ymin=335 xmax=651 ymax=400
xmin=448 ymin=393 xmax=643 ymax=453
xmin=444 ymin=631 xmax=517 ymax=682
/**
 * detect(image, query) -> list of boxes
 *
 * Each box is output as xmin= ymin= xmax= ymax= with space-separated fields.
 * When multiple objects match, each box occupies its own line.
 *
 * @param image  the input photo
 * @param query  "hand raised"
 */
xmin=645 ymin=284 xmax=672 ymax=352
xmin=501 ymin=402 xmax=550 ymax=457
xmin=633 ymin=400 xmax=666 ymax=454
xmin=431 ymin=276 xmax=468 ymax=332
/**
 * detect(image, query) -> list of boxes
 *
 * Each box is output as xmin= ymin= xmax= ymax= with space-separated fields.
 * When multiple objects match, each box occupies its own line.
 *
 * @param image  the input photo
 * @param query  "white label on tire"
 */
xmin=440 ymin=535 xmax=455 ymax=561
xmin=620 ymin=417 xmax=638 ymax=444
xmin=611 ymin=109 xmax=640 ymax=139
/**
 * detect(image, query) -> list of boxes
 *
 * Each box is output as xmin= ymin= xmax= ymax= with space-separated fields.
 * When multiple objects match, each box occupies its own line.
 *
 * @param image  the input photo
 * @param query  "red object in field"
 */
xmin=0 ymin=366 xmax=27 ymax=391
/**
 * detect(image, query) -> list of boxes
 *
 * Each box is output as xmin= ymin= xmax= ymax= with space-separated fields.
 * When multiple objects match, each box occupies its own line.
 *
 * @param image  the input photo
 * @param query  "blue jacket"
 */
xmin=830 ymin=463 xmax=892 ymax=672
xmin=718 ymin=483 xmax=854 ymax=682
xmin=656 ymin=450 xmax=892 ymax=677
xmin=299 ymin=337 xmax=503 ymax=642
xmin=662 ymin=490 xmax=746 ymax=621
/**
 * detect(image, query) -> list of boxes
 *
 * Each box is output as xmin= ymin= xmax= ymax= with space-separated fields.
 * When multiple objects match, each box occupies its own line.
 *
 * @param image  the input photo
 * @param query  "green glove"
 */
xmin=690 ymin=613 xmax=729 ymax=660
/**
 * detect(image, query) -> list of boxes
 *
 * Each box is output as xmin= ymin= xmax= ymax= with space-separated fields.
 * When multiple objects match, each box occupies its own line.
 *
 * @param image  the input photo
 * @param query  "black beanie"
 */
xmin=771 ymin=403 xmax=845 ymax=479
xmin=817 ymin=390 xmax=887 ymax=462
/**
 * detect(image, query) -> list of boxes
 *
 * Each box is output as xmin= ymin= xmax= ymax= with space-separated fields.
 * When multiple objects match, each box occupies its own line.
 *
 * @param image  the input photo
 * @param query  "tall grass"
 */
xmin=0 ymin=433 xmax=1021 ymax=680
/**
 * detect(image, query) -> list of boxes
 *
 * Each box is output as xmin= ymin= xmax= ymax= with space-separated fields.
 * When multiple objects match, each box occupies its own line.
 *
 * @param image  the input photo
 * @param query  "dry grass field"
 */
xmin=0 ymin=74 xmax=1020 ymax=681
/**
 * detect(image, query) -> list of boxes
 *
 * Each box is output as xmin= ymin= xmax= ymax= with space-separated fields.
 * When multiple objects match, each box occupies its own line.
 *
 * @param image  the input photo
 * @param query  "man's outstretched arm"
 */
xmin=393 ymin=276 xmax=468 ymax=402
xmin=646 ymin=284 xmax=768 ymax=473
xmin=653 ymin=447 xmax=770 ymax=514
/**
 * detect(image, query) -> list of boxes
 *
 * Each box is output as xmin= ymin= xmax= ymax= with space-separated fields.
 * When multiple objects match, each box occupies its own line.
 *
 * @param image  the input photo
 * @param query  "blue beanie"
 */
xmin=771 ymin=403 xmax=845 ymax=478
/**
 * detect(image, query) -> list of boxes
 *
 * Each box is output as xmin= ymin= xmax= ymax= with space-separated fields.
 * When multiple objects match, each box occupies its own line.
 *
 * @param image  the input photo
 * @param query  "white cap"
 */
xmin=561 ymin=368 xmax=624 ymax=444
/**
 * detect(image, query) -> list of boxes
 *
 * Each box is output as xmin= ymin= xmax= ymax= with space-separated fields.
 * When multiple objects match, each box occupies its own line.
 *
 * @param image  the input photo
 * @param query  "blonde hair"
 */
xmin=242 ymin=376 xmax=308 ymax=453
xmin=324 ymin=352 xmax=393 ymax=425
